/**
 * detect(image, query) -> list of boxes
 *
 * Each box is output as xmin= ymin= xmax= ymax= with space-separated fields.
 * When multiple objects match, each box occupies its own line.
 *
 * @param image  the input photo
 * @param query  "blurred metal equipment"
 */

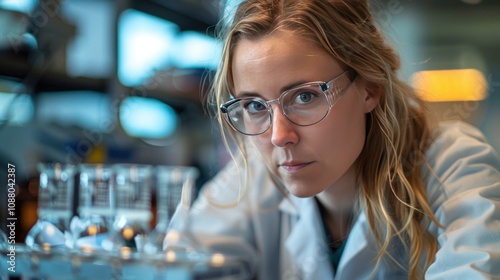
xmin=1 ymin=162 xmax=251 ymax=280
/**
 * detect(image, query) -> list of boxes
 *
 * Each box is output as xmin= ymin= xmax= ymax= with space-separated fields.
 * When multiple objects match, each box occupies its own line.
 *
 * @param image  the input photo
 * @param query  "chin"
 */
xmin=285 ymin=182 xmax=321 ymax=198
xmin=290 ymin=192 xmax=314 ymax=198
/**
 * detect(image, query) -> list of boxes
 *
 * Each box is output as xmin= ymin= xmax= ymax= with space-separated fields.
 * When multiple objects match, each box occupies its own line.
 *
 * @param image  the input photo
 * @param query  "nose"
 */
xmin=270 ymin=106 xmax=299 ymax=147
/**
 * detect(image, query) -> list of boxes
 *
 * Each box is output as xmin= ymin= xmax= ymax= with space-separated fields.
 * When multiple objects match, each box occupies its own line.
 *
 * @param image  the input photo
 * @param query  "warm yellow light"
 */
xmin=120 ymin=246 xmax=132 ymax=259
xmin=211 ymin=253 xmax=225 ymax=267
xmin=411 ymin=69 xmax=488 ymax=102
xmin=41 ymin=243 xmax=51 ymax=252
xmin=165 ymin=230 xmax=180 ymax=243
xmin=88 ymin=224 xmax=98 ymax=236
xmin=81 ymin=245 xmax=94 ymax=255
xmin=165 ymin=250 xmax=176 ymax=262
xmin=122 ymin=227 xmax=134 ymax=240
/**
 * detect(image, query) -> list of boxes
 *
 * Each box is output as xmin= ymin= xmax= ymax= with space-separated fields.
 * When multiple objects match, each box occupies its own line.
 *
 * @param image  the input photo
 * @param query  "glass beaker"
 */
xmin=25 ymin=163 xmax=76 ymax=250
xmin=145 ymin=165 xmax=199 ymax=254
xmin=75 ymin=164 xmax=115 ymax=252
xmin=112 ymin=164 xmax=154 ymax=251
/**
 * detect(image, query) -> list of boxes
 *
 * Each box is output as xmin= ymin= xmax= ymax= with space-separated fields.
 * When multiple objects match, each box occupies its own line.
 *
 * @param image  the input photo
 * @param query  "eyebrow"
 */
xmin=234 ymin=79 xmax=318 ymax=99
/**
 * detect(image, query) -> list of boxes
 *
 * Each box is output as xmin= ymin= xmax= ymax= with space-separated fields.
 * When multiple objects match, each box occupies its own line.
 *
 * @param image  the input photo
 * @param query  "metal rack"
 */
xmin=0 ymin=245 xmax=251 ymax=280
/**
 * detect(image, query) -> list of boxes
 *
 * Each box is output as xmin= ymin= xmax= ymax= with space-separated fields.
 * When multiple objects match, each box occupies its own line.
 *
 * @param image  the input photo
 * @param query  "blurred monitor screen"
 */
xmin=118 ymin=9 xmax=221 ymax=87
xmin=36 ymin=91 xmax=112 ymax=131
xmin=119 ymin=96 xmax=178 ymax=139
xmin=61 ymin=0 xmax=114 ymax=78
xmin=0 ymin=0 xmax=37 ymax=13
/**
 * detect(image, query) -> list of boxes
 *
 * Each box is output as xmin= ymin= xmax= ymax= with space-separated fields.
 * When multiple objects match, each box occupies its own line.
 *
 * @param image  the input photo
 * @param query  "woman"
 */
xmin=173 ymin=0 xmax=500 ymax=279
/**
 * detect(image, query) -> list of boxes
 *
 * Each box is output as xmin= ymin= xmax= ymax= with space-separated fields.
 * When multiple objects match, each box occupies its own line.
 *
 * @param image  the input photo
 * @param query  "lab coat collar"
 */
xmin=282 ymin=196 xmax=333 ymax=279
xmin=277 ymin=194 xmax=299 ymax=215
xmin=335 ymin=210 xmax=369 ymax=278
xmin=279 ymin=196 xmax=370 ymax=279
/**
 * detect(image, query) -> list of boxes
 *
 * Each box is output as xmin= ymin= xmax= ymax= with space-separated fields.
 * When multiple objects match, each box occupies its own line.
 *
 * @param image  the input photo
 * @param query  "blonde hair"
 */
xmin=207 ymin=0 xmax=440 ymax=278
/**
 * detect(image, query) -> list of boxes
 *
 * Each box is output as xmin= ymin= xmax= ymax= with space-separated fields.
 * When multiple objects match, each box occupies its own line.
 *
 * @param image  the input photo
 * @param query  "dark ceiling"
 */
xmin=140 ymin=0 xmax=500 ymax=69
xmin=130 ymin=0 xmax=221 ymax=34
xmin=1 ymin=0 xmax=499 ymax=93
xmin=379 ymin=0 xmax=500 ymax=71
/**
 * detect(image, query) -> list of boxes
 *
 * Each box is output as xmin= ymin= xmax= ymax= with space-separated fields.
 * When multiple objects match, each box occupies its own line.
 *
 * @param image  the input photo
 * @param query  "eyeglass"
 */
xmin=220 ymin=70 xmax=357 ymax=136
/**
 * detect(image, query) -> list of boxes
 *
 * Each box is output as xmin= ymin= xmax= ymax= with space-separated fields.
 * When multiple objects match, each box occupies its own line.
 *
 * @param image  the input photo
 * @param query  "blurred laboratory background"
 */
xmin=0 ymin=0 xmax=499 ymax=242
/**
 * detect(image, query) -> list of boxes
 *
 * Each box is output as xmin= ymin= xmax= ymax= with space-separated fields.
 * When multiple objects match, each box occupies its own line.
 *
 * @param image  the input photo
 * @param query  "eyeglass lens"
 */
xmin=226 ymin=84 xmax=329 ymax=135
xmin=224 ymin=71 xmax=353 ymax=135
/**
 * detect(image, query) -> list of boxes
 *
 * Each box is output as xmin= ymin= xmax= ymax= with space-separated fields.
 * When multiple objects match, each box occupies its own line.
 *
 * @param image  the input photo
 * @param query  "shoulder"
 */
xmin=423 ymin=121 xmax=500 ymax=207
xmin=423 ymin=123 xmax=500 ymax=278
xmin=425 ymin=121 xmax=500 ymax=172
xmin=428 ymin=121 xmax=498 ymax=157
xmin=198 ymin=147 xmax=283 ymax=207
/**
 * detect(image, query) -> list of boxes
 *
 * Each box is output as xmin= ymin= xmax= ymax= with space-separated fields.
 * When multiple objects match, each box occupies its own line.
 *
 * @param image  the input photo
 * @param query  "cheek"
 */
xmin=250 ymin=135 xmax=274 ymax=163
xmin=335 ymin=115 xmax=366 ymax=163
xmin=250 ymin=134 xmax=270 ymax=149
xmin=316 ymin=116 xmax=365 ymax=163
xmin=316 ymin=93 xmax=367 ymax=168
xmin=342 ymin=103 xmax=366 ymax=147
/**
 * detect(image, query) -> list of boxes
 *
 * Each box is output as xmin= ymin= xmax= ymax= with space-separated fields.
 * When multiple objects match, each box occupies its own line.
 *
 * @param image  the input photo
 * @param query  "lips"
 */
xmin=279 ymin=161 xmax=314 ymax=173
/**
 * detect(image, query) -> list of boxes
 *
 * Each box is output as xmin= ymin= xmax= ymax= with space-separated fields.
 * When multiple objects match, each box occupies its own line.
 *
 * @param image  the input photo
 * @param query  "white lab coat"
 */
xmin=174 ymin=121 xmax=500 ymax=279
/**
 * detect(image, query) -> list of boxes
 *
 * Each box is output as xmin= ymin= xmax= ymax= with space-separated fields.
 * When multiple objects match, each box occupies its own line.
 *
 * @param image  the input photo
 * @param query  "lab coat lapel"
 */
xmin=335 ymin=212 xmax=409 ymax=279
xmin=279 ymin=197 xmax=372 ymax=279
xmin=280 ymin=197 xmax=333 ymax=279
xmin=335 ymin=211 xmax=370 ymax=278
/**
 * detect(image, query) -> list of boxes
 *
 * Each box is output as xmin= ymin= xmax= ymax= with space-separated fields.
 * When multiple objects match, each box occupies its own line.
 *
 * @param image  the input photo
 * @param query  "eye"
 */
xmin=293 ymin=91 xmax=317 ymax=105
xmin=242 ymin=99 xmax=267 ymax=114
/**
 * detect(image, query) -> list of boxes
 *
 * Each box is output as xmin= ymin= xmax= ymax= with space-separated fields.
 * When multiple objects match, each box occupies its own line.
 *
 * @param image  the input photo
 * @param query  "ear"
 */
xmin=361 ymin=80 xmax=381 ymax=113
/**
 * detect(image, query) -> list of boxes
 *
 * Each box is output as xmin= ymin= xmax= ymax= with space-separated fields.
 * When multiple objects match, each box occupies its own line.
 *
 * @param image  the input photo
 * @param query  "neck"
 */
xmin=315 ymin=165 xmax=358 ymax=241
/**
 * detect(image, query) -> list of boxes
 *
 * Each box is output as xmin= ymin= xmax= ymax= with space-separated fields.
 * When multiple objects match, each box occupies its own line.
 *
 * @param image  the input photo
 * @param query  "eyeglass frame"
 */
xmin=220 ymin=70 xmax=358 ymax=136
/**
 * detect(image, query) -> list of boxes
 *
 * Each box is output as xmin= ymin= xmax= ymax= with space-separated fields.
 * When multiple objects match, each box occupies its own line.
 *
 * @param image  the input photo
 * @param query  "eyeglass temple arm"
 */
xmin=220 ymin=99 xmax=240 ymax=113
xmin=321 ymin=70 xmax=358 ymax=91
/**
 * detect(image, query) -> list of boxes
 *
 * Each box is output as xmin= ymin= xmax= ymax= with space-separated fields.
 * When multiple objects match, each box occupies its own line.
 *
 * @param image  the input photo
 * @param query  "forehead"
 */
xmin=233 ymin=31 xmax=333 ymax=71
xmin=231 ymin=31 xmax=343 ymax=95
